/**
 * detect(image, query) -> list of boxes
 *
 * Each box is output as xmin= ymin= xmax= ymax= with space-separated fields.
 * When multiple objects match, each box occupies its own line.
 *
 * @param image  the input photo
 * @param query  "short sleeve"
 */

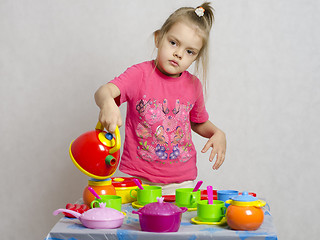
xmin=189 ymin=81 xmax=209 ymax=123
xmin=109 ymin=64 xmax=143 ymax=105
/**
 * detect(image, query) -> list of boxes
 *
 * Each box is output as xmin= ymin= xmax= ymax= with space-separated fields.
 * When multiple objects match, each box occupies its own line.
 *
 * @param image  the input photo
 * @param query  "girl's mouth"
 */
xmin=169 ymin=60 xmax=179 ymax=67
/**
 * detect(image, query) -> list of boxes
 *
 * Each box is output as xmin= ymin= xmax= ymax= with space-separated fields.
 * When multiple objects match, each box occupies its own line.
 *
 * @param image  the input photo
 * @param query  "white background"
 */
xmin=1 ymin=0 xmax=319 ymax=239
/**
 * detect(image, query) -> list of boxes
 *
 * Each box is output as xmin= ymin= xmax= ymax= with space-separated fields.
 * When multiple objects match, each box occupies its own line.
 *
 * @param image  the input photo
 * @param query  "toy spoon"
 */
xmin=207 ymin=185 xmax=213 ymax=205
xmin=88 ymin=186 xmax=101 ymax=199
xmin=133 ymin=178 xmax=144 ymax=190
xmin=193 ymin=180 xmax=203 ymax=192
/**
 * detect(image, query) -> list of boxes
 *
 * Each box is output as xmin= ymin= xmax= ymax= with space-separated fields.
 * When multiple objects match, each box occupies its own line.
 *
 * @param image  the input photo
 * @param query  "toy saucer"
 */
xmin=191 ymin=216 xmax=227 ymax=225
xmin=132 ymin=201 xmax=144 ymax=209
xmin=121 ymin=211 xmax=127 ymax=216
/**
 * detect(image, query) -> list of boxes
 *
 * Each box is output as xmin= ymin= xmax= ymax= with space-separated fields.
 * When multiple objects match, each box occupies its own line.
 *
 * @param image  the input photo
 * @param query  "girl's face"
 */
xmin=155 ymin=22 xmax=203 ymax=78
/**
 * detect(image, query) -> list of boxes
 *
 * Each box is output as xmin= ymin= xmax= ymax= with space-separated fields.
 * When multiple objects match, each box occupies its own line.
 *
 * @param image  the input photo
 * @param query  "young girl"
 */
xmin=95 ymin=2 xmax=226 ymax=195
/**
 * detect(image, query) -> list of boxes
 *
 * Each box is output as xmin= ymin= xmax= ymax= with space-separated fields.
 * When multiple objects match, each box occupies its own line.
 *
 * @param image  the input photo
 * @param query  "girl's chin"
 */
xmin=155 ymin=62 xmax=180 ymax=78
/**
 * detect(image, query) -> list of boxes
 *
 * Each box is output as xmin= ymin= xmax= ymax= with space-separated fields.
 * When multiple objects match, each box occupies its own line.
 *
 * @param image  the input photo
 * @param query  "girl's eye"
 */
xmin=170 ymin=41 xmax=177 ymax=46
xmin=187 ymin=50 xmax=195 ymax=55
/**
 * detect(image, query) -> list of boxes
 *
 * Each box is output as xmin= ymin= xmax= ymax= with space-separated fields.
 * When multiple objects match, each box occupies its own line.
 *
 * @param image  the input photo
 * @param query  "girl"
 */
xmin=95 ymin=2 xmax=226 ymax=194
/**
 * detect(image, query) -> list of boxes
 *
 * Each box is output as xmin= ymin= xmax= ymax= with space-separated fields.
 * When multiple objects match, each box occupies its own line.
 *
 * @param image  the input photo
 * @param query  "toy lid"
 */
xmin=81 ymin=202 xmax=124 ymax=221
xmin=227 ymin=191 xmax=266 ymax=207
xmin=112 ymin=177 xmax=141 ymax=187
xmin=138 ymin=197 xmax=186 ymax=216
xmin=231 ymin=191 xmax=258 ymax=202
xmin=88 ymin=178 xmax=112 ymax=186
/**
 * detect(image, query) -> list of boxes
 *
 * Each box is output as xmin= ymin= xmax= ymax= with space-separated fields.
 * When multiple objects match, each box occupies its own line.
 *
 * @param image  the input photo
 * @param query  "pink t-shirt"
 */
xmin=110 ymin=61 xmax=209 ymax=184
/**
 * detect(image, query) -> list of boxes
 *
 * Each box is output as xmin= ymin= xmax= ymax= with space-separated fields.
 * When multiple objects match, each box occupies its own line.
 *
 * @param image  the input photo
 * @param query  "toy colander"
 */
xmin=69 ymin=122 xmax=121 ymax=179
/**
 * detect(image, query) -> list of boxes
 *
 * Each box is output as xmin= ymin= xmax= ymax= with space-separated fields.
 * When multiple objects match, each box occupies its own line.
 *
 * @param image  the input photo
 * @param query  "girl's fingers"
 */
xmin=213 ymin=152 xmax=225 ymax=170
xmin=209 ymin=149 xmax=217 ymax=162
xmin=201 ymin=141 xmax=212 ymax=153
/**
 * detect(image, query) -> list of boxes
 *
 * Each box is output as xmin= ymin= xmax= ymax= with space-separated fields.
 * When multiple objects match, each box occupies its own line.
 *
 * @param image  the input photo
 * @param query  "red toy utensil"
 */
xmin=133 ymin=178 xmax=144 ymax=190
xmin=207 ymin=185 xmax=213 ymax=204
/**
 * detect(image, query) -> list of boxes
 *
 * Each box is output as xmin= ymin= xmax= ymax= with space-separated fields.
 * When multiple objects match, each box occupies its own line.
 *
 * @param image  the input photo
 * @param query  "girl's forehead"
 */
xmin=167 ymin=22 xmax=204 ymax=49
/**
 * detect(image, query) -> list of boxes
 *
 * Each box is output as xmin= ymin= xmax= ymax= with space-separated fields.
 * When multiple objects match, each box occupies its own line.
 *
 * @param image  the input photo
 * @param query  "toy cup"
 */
xmin=175 ymin=188 xmax=201 ymax=208
xmin=217 ymin=190 xmax=239 ymax=207
xmin=197 ymin=200 xmax=226 ymax=222
xmin=90 ymin=195 xmax=122 ymax=211
xmin=130 ymin=186 xmax=162 ymax=206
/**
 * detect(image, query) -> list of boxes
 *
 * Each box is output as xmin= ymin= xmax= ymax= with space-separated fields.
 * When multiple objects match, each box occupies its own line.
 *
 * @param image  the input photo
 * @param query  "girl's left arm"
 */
xmin=191 ymin=120 xmax=226 ymax=170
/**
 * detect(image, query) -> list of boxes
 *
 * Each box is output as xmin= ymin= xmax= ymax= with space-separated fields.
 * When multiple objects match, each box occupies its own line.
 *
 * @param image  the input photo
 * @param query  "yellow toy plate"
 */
xmin=132 ymin=201 xmax=144 ymax=209
xmin=191 ymin=216 xmax=227 ymax=225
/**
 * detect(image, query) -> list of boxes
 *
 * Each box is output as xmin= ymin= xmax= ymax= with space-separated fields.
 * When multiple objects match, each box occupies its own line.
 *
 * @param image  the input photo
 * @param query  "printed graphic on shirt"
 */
xmin=135 ymin=96 xmax=194 ymax=164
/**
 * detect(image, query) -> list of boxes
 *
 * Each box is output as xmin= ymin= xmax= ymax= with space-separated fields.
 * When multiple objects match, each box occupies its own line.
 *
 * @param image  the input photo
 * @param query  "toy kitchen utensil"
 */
xmin=90 ymin=195 xmax=122 ymax=211
xmin=132 ymin=197 xmax=187 ymax=232
xmin=175 ymin=188 xmax=201 ymax=208
xmin=130 ymin=186 xmax=162 ymax=206
xmin=111 ymin=177 xmax=146 ymax=204
xmin=53 ymin=202 xmax=124 ymax=229
xmin=83 ymin=178 xmax=116 ymax=206
xmin=197 ymin=200 xmax=226 ymax=222
xmin=207 ymin=185 xmax=213 ymax=205
xmin=193 ymin=180 xmax=203 ymax=192
xmin=69 ymin=122 xmax=121 ymax=180
xmin=133 ymin=178 xmax=144 ymax=190
xmin=225 ymin=191 xmax=266 ymax=231
xmin=88 ymin=186 xmax=101 ymax=199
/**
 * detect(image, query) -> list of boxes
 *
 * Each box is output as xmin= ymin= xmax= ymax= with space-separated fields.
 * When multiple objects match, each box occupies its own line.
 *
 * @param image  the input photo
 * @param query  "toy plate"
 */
xmin=132 ymin=201 xmax=144 ymax=209
xmin=191 ymin=216 xmax=227 ymax=225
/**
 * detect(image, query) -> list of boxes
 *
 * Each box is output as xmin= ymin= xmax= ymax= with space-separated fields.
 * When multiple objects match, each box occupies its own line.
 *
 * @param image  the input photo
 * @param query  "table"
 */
xmin=45 ymin=202 xmax=278 ymax=240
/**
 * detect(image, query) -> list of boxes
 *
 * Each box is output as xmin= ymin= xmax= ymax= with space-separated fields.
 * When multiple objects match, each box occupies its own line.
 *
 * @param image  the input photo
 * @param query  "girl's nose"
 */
xmin=174 ymin=50 xmax=182 ymax=59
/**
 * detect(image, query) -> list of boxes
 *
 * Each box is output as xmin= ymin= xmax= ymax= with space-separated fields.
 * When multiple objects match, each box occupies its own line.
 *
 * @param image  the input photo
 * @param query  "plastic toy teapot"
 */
xmin=69 ymin=122 xmax=121 ymax=179
xmin=225 ymin=191 xmax=266 ymax=231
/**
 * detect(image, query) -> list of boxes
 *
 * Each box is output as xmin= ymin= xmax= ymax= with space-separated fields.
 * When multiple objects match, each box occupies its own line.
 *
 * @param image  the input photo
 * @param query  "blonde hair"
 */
xmin=154 ymin=2 xmax=214 ymax=93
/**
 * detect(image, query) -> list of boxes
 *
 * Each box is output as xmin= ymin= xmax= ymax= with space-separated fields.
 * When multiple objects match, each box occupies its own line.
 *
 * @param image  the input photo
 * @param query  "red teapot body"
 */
xmin=69 ymin=122 xmax=121 ymax=179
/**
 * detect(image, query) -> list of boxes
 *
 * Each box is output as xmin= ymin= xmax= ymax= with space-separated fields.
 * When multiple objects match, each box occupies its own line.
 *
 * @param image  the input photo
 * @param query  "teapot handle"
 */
xmin=95 ymin=122 xmax=121 ymax=154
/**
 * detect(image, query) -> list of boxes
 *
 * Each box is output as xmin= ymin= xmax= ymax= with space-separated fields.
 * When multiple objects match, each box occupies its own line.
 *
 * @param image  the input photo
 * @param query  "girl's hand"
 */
xmin=201 ymin=129 xmax=226 ymax=170
xmin=99 ymin=100 xmax=122 ymax=134
xmin=95 ymin=83 xmax=122 ymax=134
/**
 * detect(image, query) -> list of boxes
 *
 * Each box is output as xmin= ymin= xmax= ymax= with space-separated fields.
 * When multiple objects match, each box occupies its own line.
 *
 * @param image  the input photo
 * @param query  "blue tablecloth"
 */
xmin=45 ymin=202 xmax=278 ymax=240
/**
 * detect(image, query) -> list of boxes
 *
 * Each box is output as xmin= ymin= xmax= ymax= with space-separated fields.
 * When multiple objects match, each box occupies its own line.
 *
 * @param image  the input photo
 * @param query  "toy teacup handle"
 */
xmin=95 ymin=122 xmax=121 ymax=154
xmin=191 ymin=193 xmax=197 ymax=204
xmin=221 ymin=206 xmax=227 ymax=216
xmin=130 ymin=189 xmax=138 ymax=199
xmin=90 ymin=200 xmax=99 ymax=209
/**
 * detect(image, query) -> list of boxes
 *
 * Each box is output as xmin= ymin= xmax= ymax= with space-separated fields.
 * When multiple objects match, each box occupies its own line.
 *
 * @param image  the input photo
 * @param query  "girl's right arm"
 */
xmin=94 ymin=83 xmax=122 ymax=133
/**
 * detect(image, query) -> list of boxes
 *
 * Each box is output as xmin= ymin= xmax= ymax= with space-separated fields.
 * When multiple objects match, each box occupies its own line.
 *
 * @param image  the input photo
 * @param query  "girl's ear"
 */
xmin=154 ymin=30 xmax=160 ymax=48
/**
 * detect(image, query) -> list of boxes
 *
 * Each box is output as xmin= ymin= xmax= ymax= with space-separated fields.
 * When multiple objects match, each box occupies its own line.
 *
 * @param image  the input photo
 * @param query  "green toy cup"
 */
xmin=90 ymin=195 xmax=122 ymax=211
xmin=129 ymin=186 xmax=162 ymax=206
xmin=175 ymin=188 xmax=201 ymax=208
xmin=197 ymin=200 xmax=226 ymax=222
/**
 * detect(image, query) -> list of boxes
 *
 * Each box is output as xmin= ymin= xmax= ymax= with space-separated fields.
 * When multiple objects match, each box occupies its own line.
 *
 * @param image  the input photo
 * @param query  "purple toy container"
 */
xmin=132 ymin=197 xmax=187 ymax=232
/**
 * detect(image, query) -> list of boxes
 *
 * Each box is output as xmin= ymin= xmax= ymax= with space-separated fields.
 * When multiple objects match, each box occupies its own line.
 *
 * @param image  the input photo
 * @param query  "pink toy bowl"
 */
xmin=53 ymin=202 xmax=124 ymax=229
xmin=132 ymin=197 xmax=187 ymax=232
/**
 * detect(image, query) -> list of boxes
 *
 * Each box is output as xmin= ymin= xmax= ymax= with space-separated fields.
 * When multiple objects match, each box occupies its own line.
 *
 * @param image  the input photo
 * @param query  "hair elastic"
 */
xmin=195 ymin=7 xmax=205 ymax=17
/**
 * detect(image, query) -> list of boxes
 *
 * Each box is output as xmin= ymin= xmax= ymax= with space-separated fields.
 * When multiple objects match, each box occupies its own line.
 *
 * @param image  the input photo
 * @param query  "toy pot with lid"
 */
xmin=53 ymin=202 xmax=124 ymax=229
xmin=225 ymin=191 xmax=266 ymax=231
xmin=132 ymin=197 xmax=187 ymax=232
xmin=69 ymin=122 xmax=121 ymax=179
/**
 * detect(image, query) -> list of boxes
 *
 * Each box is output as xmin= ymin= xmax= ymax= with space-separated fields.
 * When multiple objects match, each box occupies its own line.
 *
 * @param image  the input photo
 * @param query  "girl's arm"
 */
xmin=94 ymin=83 xmax=122 ymax=133
xmin=191 ymin=120 xmax=226 ymax=170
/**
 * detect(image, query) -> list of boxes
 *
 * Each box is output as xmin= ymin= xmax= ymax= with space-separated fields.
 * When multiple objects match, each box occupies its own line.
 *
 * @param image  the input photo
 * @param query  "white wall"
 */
xmin=1 ymin=0 xmax=319 ymax=239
